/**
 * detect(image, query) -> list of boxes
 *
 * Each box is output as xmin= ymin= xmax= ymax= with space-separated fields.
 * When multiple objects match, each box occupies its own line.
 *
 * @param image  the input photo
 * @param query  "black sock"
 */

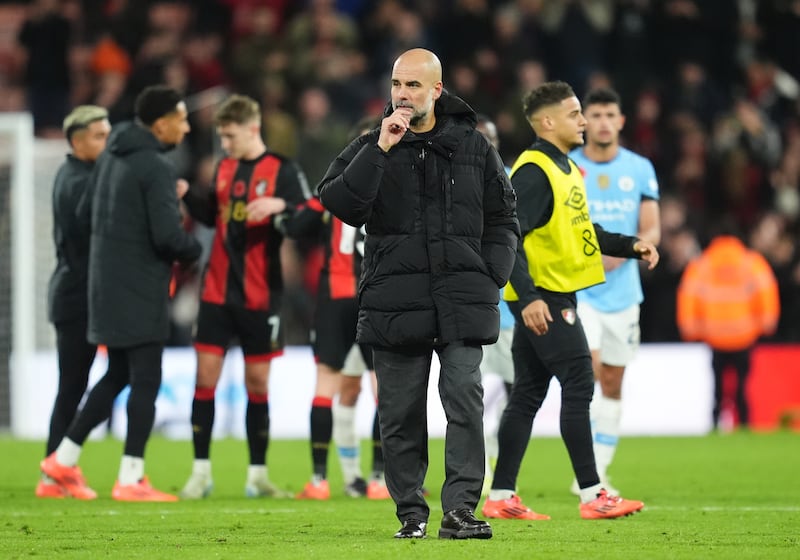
xmin=191 ymin=391 xmax=216 ymax=460
xmin=246 ymin=394 xmax=269 ymax=466
xmin=310 ymin=398 xmax=333 ymax=479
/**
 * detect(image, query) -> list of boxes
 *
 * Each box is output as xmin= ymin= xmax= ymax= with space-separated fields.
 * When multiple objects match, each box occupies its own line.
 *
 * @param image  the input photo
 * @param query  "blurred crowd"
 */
xmin=2 ymin=0 xmax=800 ymax=343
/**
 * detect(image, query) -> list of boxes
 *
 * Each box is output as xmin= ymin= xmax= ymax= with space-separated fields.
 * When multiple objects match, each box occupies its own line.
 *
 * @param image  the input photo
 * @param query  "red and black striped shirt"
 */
xmin=318 ymin=211 xmax=365 ymax=300
xmin=186 ymin=151 xmax=311 ymax=310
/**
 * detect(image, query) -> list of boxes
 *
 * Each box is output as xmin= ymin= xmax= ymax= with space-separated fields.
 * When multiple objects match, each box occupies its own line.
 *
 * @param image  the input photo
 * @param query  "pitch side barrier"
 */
xmin=10 ymin=343 xmax=800 ymax=439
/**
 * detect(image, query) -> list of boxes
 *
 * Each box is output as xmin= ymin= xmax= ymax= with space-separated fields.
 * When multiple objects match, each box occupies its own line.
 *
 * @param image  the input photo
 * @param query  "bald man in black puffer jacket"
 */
xmin=319 ymin=49 xmax=519 ymax=540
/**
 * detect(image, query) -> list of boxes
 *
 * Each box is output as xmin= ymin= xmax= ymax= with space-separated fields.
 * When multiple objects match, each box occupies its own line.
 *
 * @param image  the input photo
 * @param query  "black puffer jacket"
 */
xmin=85 ymin=121 xmax=201 ymax=347
xmin=319 ymin=92 xmax=520 ymax=347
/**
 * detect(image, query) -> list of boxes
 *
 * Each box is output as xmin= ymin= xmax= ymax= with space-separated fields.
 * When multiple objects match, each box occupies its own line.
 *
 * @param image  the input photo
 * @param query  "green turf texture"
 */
xmin=1 ymin=432 xmax=798 ymax=559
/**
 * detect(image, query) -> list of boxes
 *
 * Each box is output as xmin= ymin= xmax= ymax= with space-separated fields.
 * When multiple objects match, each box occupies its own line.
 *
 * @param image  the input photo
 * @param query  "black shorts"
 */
xmin=195 ymin=301 xmax=283 ymax=361
xmin=312 ymin=296 xmax=359 ymax=370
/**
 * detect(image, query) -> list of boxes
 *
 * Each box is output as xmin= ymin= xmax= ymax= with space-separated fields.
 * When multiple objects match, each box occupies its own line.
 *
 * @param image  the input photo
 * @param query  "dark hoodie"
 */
xmin=85 ymin=121 xmax=201 ymax=347
xmin=318 ymin=91 xmax=520 ymax=348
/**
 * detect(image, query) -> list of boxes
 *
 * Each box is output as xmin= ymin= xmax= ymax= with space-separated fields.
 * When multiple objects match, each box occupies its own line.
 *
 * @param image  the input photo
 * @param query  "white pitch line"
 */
xmin=644 ymin=506 xmax=800 ymax=512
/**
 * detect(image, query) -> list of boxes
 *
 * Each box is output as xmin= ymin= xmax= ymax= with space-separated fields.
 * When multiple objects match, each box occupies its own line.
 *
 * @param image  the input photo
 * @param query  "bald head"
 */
xmin=390 ymin=48 xmax=443 ymax=133
xmin=393 ymin=48 xmax=442 ymax=83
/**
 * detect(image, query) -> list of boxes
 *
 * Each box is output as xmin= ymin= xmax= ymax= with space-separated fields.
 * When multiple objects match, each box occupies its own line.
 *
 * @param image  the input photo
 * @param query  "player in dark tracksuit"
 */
xmin=38 ymin=106 xmax=110 ymax=499
xmin=42 ymin=87 xmax=202 ymax=502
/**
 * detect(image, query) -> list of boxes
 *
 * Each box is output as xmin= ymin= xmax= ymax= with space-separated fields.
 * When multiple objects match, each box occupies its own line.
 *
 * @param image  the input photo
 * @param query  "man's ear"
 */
xmin=151 ymin=117 xmax=165 ymax=136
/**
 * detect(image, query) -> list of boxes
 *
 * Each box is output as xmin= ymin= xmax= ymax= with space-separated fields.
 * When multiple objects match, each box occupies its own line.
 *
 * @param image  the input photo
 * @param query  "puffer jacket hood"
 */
xmin=107 ymin=120 xmax=166 ymax=156
xmin=381 ymin=89 xmax=478 ymax=129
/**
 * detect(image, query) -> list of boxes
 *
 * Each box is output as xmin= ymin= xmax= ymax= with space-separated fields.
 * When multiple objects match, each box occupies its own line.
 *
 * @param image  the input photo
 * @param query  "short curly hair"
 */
xmin=521 ymin=81 xmax=576 ymax=120
xmin=135 ymin=86 xmax=183 ymax=126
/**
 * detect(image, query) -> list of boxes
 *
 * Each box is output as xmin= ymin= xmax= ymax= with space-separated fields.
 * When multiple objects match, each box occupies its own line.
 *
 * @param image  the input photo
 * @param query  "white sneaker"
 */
xmin=570 ymin=476 xmax=619 ymax=497
xmin=180 ymin=471 xmax=213 ymax=499
xmin=245 ymin=476 xmax=293 ymax=498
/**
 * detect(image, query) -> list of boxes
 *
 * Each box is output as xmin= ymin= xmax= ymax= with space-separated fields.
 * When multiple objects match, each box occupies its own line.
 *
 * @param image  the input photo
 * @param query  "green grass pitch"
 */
xmin=1 ymin=432 xmax=798 ymax=559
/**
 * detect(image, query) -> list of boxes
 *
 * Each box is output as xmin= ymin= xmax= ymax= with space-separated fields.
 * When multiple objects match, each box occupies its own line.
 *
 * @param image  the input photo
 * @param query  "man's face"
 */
xmin=71 ymin=118 xmax=111 ymax=162
xmin=217 ymin=121 xmax=259 ymax=160
xmin=583 ymin=102 xmax=624 ymax=149
xmin=154 ymin=101 xmax=190 ymax=146
xmin=390 ymin=57 xmax=442 ymax=128
xmin=550 ymin=95 xmax=587 ymax=150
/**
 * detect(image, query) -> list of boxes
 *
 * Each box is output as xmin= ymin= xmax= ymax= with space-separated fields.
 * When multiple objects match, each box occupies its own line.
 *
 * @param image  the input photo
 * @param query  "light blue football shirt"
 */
xmin=499 ymin=164 xmax=514 ymax=329
xmin=569 ymin=146 xmax=659 ymax=312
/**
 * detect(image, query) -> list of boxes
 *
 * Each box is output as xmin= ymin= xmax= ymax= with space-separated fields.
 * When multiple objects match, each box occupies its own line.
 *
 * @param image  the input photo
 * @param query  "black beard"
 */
xmin=410 ymin=113 xmax=425 ymax=127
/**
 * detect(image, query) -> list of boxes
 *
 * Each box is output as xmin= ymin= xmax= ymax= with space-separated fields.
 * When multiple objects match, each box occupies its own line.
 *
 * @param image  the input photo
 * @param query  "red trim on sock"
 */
xmin=312 ymin=397 xmax=333 ymax=408
xmin=194 ymin=386 xmax=216 ymax=400
xmin=243 ymin=349 xmax=284 ymax=363
xmin=195 ymin=343 xmax=225 ymax=356
xmin=248 ymin=392 xmax=268 ymax=404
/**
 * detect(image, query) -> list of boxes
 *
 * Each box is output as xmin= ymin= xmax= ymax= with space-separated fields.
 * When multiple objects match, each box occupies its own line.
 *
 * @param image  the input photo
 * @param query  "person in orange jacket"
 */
xmin=676 ymin=233 xmax=780 ymax=430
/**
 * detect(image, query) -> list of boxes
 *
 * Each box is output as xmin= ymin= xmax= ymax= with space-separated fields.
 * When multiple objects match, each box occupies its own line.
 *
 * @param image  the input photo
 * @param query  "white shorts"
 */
xmin=341 ymin=343 xmax=369 ymax=377
xmin=481 ymin=327 xmax=514 ymax=384
xmin=577 ymin=302 xmax=640 ymax=367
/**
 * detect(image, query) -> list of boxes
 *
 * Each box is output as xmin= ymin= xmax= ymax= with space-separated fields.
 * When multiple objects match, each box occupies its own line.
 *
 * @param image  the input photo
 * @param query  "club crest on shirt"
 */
xmin=618 ymin=176 xmax=634 ymax=192
xmin=255 ymin=179 xmax=268 ymax=196
xmin=561 ymin=308 xmax=576 ymax=326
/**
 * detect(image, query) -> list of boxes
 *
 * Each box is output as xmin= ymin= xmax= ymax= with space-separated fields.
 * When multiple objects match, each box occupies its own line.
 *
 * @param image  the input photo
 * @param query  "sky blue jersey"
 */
xmin=499 ymin=164 xmax=514 ymax=329
xmin=569 ymin=146 xmax=659 ymax=312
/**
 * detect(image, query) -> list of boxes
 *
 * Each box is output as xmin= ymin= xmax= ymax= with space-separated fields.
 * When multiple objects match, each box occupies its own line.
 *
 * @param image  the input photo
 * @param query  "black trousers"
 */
xmin=373 ymin=341 xmax=484 ymax=523
xmin=493 ymin=292 xmax=599 ymax=492
xmin=711 ymin=348 xmax=751 ymax=428
xmin=47 ymin=320 xmax=97 ymax=455
xmin=66 ymin=342 xmax=164 ymax=458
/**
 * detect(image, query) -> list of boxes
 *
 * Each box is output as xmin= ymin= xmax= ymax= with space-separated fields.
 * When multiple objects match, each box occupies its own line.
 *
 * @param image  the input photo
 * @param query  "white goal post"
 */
xmin=0 ymin=112 xmax=35 ymax=434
